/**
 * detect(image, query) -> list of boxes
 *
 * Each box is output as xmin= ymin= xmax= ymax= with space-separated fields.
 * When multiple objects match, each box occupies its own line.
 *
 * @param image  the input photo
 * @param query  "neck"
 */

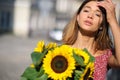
xmin=72 ymin=31 xmax=96 ymax=54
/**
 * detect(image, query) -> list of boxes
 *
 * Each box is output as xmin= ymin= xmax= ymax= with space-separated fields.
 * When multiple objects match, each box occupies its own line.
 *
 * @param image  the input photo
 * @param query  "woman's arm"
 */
xmin=98 ymin=0 xmax=120 ymax=67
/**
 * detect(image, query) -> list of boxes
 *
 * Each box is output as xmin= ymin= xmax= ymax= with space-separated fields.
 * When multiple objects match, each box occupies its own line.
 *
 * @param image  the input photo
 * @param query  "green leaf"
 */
xmin=20 ymin=77 xmax=28 ymax=80
xmin=38 ymin=67 xmax=45 ymax=77
xmin=21 ymin=67 xmax=39 ymax=80
xmin=66 ymin=78 xmax=72 ymax=80
xmin=73 ymin=52 xmax=84 ymax=66
xmin=74 ymin=70 xmax=82 ymax=80
xmin=34 ymin=73 xmax=48 ymax=80
xmin=31 ymin=50 xmax=47 ymax=66
xmin=83 ymin=48 xmax=95 ymax=62
xmin=81 ymin=67 xmax=85 ymax=72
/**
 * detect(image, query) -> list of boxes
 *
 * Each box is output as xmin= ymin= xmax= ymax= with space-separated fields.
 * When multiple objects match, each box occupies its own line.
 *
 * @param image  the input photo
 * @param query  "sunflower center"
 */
xmin=51 ymin=55 xmax=68 ymax=73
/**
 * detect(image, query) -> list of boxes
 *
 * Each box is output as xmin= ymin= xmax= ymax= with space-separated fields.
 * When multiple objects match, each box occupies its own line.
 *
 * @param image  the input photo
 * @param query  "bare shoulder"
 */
xmin=95 ymin=50 xmax=120 ymax=68
xmin=108 ymin=54 xmax=120 ymax=68
xmin=93 ymin=50 xmax=108 ymax=57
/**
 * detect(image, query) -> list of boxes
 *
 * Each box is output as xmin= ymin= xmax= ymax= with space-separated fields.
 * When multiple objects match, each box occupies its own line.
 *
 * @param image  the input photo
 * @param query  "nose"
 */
xmin=88 ymin=12 xmax=93 ymax=19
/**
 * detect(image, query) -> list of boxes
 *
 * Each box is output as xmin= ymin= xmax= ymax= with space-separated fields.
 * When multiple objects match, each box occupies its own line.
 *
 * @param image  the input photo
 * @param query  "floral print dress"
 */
xmin=93 ymin=50 xmax=112 ymax=80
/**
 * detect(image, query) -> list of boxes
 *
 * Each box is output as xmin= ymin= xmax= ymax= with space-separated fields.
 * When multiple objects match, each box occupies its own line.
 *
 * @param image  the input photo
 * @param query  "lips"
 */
xmin=84 ymin=20 xmax=93 ymax=26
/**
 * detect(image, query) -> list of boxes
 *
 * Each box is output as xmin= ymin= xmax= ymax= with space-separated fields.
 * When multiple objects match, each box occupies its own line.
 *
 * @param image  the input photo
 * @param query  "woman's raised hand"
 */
xmin=97 ymin=0 xmax=116 ymax=24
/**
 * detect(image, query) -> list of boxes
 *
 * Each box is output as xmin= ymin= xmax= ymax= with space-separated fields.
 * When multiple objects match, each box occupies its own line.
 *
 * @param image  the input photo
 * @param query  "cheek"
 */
xmin=94 ymin=18 xmax=102 ymax=28
xmin=97 ymin=16 xmax=103 ymax=26
xmin=77 ymin=15 xmax=81 ymax=26
xmin=77 ymin=14 xmax=86 ymax=25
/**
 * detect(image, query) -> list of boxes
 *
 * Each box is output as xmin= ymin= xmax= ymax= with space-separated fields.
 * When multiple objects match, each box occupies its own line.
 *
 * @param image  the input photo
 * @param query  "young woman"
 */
xmin=62 ymin=0 xmax=120 ymax=80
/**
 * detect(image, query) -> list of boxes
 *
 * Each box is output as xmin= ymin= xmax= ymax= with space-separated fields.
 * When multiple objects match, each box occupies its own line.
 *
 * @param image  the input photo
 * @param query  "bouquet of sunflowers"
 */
xmin=21 ymin=41 xmax=95 ymax=80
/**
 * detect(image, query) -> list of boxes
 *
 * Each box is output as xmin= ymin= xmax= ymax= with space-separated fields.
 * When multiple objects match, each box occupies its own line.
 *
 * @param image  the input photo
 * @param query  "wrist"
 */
xmin=108 ymin=17 xmax=118 ymax=27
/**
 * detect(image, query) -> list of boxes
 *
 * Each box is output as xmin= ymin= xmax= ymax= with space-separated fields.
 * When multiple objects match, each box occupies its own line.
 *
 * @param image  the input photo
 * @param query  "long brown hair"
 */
xmin=62 ymin=0 xmax=112 ymax=50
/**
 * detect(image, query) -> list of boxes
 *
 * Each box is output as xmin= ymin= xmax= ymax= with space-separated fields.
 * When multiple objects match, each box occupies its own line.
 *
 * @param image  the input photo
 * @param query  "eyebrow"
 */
xmin=84 ymin=6 xmax=101 ymax=12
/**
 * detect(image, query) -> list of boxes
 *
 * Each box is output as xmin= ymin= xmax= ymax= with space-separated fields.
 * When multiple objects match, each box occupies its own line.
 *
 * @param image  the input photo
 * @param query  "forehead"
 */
xmin=83 ymin=1 xmax=101 ymax=11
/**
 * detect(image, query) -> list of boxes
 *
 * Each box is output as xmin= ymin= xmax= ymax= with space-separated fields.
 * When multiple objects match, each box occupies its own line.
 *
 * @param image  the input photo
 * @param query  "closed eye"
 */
xmin=83 ymin=9 xmax=89 ymax=12
xmin=95 ymin=11 xmax=101 ymax=17
xmin=95 ymin=13 xmax=101 ymax=17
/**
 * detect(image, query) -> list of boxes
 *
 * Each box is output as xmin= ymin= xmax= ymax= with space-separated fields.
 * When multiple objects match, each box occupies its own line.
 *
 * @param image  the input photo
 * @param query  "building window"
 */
xmin=0 ymin=11 xmax=11 ymax=31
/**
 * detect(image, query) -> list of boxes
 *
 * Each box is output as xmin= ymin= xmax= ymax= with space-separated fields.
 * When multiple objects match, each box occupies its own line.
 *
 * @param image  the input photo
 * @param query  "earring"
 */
xmin=99 ymin=27 xmax=103 ymax=31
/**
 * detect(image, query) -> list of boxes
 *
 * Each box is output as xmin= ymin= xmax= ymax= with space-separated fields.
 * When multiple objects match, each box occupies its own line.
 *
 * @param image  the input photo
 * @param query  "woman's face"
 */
xmin=77 ymin=1 xmax=103 ymax=33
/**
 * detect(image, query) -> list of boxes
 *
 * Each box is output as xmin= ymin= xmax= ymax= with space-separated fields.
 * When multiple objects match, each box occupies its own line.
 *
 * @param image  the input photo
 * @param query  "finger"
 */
xmin=97 ymin=1 xmax=116 ymax=15
xmin=97 ymin=1 xmax=110 ymax=11
xmin=106 ymin=0 xmax=112 ymax=3
xmin=106 ymin=0 xmax=114 ymax=4
xmin=97 ymin=1 xmax=112 ymax=8
xmin=97 ymin=1 xmax=107 ymax=7
xmin=97 ymin=0 xmax=116 ymax=9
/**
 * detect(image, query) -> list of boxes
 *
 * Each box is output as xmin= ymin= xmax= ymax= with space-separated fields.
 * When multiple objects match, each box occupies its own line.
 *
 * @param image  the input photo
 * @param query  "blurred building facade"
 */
xmin=0 ymin=0 xmax=14 ymax=33
xmin=0 ymin=0 xmax=119 ymax=37
xmin=0 ymin=0 xmax=81 ymax=37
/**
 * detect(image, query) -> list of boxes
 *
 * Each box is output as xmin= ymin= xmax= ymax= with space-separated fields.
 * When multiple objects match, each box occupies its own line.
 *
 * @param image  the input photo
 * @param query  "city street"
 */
xmin=0 ymin=34 xmax=120 ymax=80
xmin=0 ymin=33 xmax=51 ymax=80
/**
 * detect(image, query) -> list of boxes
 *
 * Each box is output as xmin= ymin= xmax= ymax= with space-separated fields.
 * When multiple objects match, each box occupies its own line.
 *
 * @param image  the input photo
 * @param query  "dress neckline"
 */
xmin=68 ymin=44 xmax=108 ymax=58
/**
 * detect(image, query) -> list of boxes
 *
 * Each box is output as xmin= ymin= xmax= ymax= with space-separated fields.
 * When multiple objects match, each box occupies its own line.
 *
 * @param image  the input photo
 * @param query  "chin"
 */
xmin=79 ymin=28 xmax=97 ymax=35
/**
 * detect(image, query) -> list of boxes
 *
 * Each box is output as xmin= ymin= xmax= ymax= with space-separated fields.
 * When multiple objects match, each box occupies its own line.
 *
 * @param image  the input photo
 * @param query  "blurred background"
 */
xmin=0 ymin=0 xmax=120 ymax=80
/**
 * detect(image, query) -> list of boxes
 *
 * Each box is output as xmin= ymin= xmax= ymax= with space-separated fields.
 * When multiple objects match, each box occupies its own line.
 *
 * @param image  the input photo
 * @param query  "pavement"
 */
xmin=0 ymin=33 xmax=120 ymax=80
xmin=0 ymin=32 xmax=52 ymax=80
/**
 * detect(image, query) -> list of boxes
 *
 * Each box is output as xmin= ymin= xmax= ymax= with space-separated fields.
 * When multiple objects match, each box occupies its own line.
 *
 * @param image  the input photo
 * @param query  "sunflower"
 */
xmin=43 ymin=45 xmax=75 ymax=80
xmin=34 ymin=40 xmax=44 ymax=52
xmin=30 ymin=63 xmax=35 ymax=68
xmin=80 ymin=62 xmax=94 ymax=80
xmin=73 ymin=48 xmax=90 ymax=65
xmin=60 ymin=45 xmax=73 ymax=55
xmin=46 ymin=42 xmax=57 ymax=49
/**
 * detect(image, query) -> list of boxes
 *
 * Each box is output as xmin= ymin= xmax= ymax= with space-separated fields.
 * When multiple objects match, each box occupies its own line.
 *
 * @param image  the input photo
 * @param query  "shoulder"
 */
xmin=106 ymin=49 xmax=120 ymax=68
xmin=104 ymin=49 xmax=112 ymax=57
xmin=94 ymin=49 xmax=112 ymax=57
